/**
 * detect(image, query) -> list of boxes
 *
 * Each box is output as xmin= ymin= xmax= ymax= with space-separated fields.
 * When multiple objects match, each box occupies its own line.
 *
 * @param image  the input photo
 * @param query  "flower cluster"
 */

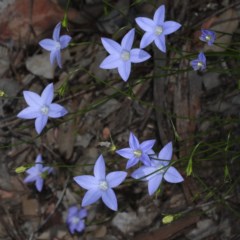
xmin=100 ymin=5 xmax=181 ymax=81
xmin=16 ymin=4 xmax=186 ymax=235
xmin=190 ymin=29 xmax=216 ymax=71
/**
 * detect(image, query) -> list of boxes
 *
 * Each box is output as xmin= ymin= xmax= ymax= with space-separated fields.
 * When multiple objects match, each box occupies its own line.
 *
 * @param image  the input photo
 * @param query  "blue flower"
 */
xmin=99 ymin=28 xmax=151 ymax=81
xmin=17 ymin=83 xmax=68 ymax=134
xmin=190 ymin=52 xmax=206 ymax=71
xmin=73 ymin=155 xmax=127 ymax=211
xmin=39 ymin=22 xmax=72 ymax=68
xmin=66 ymin=206 xmax=87 ymax=234
xmin=131 ymin=142 xmax=184 ymax=195
xmin=116 ymin=132 xmax=156 ymax=169
xmin=135 ymin=5 xmax=181 ymax=52
xmin=24 ymin=154 xmax=53 ymax=192
xmin=199 ymin=29 xmax=216 ymax=46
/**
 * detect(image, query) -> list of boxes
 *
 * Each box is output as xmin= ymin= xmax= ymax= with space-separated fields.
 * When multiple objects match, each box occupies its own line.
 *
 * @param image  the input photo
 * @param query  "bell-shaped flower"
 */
xmin=39 ymin=22 xmax=72 ymax=68
xmin=100 ymin=28 xmax=151 ymax=81
xmin=73 ymin=155 xmax=127 ymax=211
xmin=135 ymin=5 xmax=181 ymax=52
xmin=199 ymin=29 xmax=216 ymax=46
xmin=17 ymin=83 xmax=68 ymax=134
xmin=190 ymin=52 xmax=206 ymax=71
xmin=66 ymin=206 xmax=87 ymax=234
xmin=24 ymin=154 xmax=53 ymax=192
xmin=116 ymin=132 xmax=156 ymax=169
xmin=131 ymin=142 xmax=184 ymax=195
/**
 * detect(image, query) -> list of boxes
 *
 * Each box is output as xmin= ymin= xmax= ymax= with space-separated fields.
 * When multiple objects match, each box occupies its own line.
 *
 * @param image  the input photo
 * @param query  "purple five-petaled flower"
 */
xmin=135 ymin=5 xmax=181 ymax=52
xmin=116 ymin=132 xmax=156 ymax=169
xmin=190 ymin=52 xmax=206 ymax=71
xmin=131 ymin=142 xmax=184 ymax=195
xmin=99 ymin=28 xmax=151 ymax=81
xmin=39 ymin=22 xmax=72 ymax=68
xmin=66 ymin=206 xmax=87 ymax=234
xmin=17 ymin=83 xmax=68 ymax=134
xmin=73 ymin=155 xmax=127 ymax=211
xmin=199 ymin=29 xmax=216 ymax=46
xmin=24 ymin=154 xmax=53 ymax=192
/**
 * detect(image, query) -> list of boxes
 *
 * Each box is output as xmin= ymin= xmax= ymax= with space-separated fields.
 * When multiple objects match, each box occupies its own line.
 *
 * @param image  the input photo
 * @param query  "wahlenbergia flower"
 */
xmin=99 ymin=28 xmax=151 ymax=81
xmin=39 ymin=22 xmax=72 ymax=68
xmin=131 ymin=142 xmax=184 ymax=195
xmin=135 ymin=5 xmax=181 ymax=52
xmin=24 ymin=154 xmax=53 ymax=192
xmin=66 ymin=206 xmax=87 ymax=234
xmin=190 ymin=52 xmax=206 ymax=71
xmin=199 ymin=29 xmax=216 ymax=46
xmin=116 ymin=132 xmax=156 ymax=169
xmin=73 ymin=155 xmax=127 ymax=211
xmin=17 ymin=83 xmax=68 ymax=134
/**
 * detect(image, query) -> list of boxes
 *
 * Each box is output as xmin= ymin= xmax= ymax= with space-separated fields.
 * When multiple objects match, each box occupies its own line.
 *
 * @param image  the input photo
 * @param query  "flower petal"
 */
xmin=140 ymin=139 xmax=156 ymax=152
xmin=82 ymin=189 xmax=102 ymax=207
xmin=140 ymin=153 xmax=151 ymax=166
xmin=60 ymin=35 xmax=72 ymax=49
xmin=56 ymin=49 xmax=62 ymax=68
xmin=76 ymin=220 xmax=85 ymax=232
xmin=39 ymin=39 xmax=57 ymax=51
xmin=50 ymin=50 xmax=57 ymax=65
xmin=35 ymin=154 xmax=43 ymax=171
xmin=73 ymin=175 xmax=98 ymax=190
xmin=129 ymin=132 xmax=140 ymax=149
xmin=53 ymin=22 xmax=61 ymax=41
xmin=94 ymin=155 xmax=106 ymax=180
xmin=121 ymin=28 xmax=135 ymax=51
xmin=24 ymin=174 xmax=38 ymax=183
xmin=158 ymin=142 xmax=173 ymax=163
xmin=164 ymin=166 xmax=184 ymax=183
xmin=79 ymin=208 xmax=87 ymax=219
xmin=131 ymin=166 xmax=156 ymax=180
xmin=23 ymin=91 xmax=42 ymax=108
xmin=41 ymin=83 xmax=54 ymax=105
xmin=198 ymin=52 xmax=206 ymax=62
xmin=116 ymin=148 xmax=134 ymax=159
xmin=162 ymin=21 xmax=181 ymax=35
xmin=154 ymin=35 xmax=166 ymax=52
xmin=126 ymin=157 xmax=139 ymax=169
xmin=118 ymin=60 xmax=131 ymax=81
xmin=101 ymin=188 xmax=118 ymax=211
xmin=148 ymin=174 xmax=162 ymax=195
xmin=17 ymin=107 xmax=40 ymax=119
xmin=35 ymin=177 xmax=44 ymax=192
xmin=67 ymin=206 xmax=78 ymax=221
xmin=140 ymin=32 xmax=155 ymax=49
xmin=48 ymin=103 xmax=68 ymax=118
xmin=101 ymin=38 xmax=121 ymax=55
xmin=106 ymin=171 xmax=127 ymax=188
xmin=99 ymin=55 xmax=121 ymax=69
xmin=153 ymin=5 xmax=165 ymax=25
xmin=135 ymin=17 xmax=155 ymax=32
xmin=130 ymin=49 xmax=151 ymax=63
xmin=35 ymin=115 xmax=48 ymax=134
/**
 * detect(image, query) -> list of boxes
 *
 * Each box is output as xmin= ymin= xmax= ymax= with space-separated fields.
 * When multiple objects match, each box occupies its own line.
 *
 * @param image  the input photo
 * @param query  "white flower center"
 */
xmin=99 ymin=180 xmax=108 ymax=191
xmin=133 ymin=149 xmax=142 ymax=158
xmin=71 ymin=216 xmax=80 ymax=224
xmin=40 ymin=105 xmax=49 ymax=115
xmin=155 ymin=25 xmax=163 ymax=35
xmin=121 ymin=50 xmax=130 ymax=61
xmin=205 ymin=35 xmax=211 ymax=41
xmin=197 ymin=61 xmax=203 ymax=68
xmin=157 ymin=165 xmax=165 ymax=174
xmin=55 ymin=41 xmax=61 ymax=50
